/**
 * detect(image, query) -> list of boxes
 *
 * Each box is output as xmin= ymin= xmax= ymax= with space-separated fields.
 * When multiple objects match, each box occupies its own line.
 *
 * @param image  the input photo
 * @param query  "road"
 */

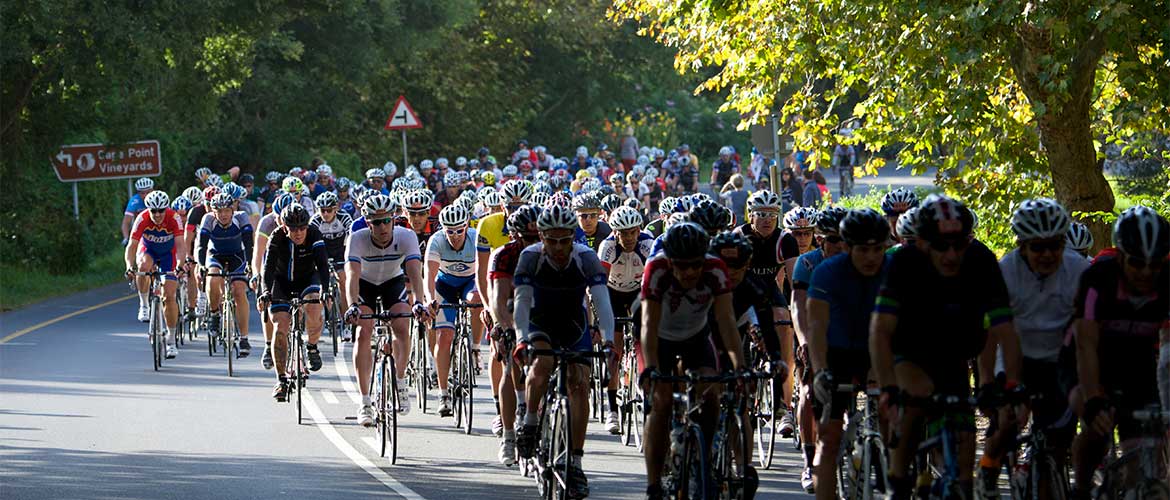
xmin=1 ymin=284 xmax=814 ymax=499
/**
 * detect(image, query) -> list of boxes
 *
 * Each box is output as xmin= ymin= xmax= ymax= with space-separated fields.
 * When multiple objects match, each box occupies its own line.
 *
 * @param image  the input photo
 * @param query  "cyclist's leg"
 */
xmin=433 ymin=278 xmax=460 ymax=393
xmin=797 ymin=344 xmax=818 ymax=466
xmin=468 ymin=288 xmax=484 ymax=347
xmin=389 ymin=302 xmax=412 ymax=381
xmin=566 ymin=332 xmax=593 ymax=451
xmin=270 ymin=308 xmax=292 ymax=379
xmin=774 ymin=306 xmax=795 ymax=405
xmin=205 ymin=257 xmax=225 ymax=313
xmin=352 ymin=280 xmax=379 ymax=401
xmin=813 ymin=352 xmax=866 ymax=500
xmin=644 ymin=367 xmax=673 ymax=488
xmin=522 ymin=335 xmax=554 ymax=427
xmin=134 ymin=251 xmax=155 ymax=303
xmin=302 ymin=285 xmax=323 ymax=345
xmin=890 ymin=360 xmax=935 ymax=483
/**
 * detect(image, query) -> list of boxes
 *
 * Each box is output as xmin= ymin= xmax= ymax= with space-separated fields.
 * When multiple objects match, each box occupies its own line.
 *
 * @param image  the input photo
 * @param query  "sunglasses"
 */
xmin=288 ymin=225 xmax=308 ymax=232
xmin=445 ymin=226 xmax=467 ymax=235
xmin=928 ymin=237 xmax=972 ymax=253
xmin=820 ymin=234 xmax=843 ymax=244
xmin=542 ymin=235 xmax=574 ymax=245
xmin=1125 ymin=255 xmax=1165 ymax=271
xmin=407 ymin=209 xmax=430 ymax=216
xmin=150 ymin=208 xmax=167 ymax=214
xmin=751 ymin=212 xmax=779 ymax=219
xmin=618 ymin=228 xmax=641 ymax=237
xmin=320 ymin=207 xmax=337 ymax=213
xmin=1025 ymin=239 xmax=1065 ymax=254
xmin=519 ymin=233 xmax=540 ymax=243
xmin=671 ymin=258 xmax=705 ymax=270
xmin=577 ymin=212 xmax=599 ymax=220
xmin=369 ymin=217 xmax=395 ymax=227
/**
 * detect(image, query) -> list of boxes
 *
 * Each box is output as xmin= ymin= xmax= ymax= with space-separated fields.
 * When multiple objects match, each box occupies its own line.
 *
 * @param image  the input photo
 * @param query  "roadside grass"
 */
xmin=0 ymin=248 xmax=126 ymax=311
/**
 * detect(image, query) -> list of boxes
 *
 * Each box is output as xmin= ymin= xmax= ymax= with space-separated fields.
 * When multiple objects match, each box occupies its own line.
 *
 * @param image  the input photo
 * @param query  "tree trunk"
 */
xmin=1039 ymin=105 xmax=1115 ymax=252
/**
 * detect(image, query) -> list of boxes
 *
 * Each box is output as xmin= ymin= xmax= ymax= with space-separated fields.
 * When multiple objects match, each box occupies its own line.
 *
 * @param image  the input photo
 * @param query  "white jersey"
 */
xmin=346 ymin=226 xmax=421 ymax=285
xmin=998 ymin=248 xmax=1090 ymax=361
xmin=425 ymin=229 xmax=478 ymax=278
xmin=598 ymin=231 xmax=655 ymax=293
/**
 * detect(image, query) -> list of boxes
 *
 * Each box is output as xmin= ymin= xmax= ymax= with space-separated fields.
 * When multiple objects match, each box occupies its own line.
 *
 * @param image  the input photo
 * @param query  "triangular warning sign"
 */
xmin=384 ymin=95 xmax=422 ymax=130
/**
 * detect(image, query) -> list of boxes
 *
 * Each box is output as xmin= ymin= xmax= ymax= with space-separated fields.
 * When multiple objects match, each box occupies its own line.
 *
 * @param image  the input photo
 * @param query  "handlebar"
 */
xmin=525 ymin=346 xmax=609 ymax=361
xmin=437 ymin=303 xmax=483 ymax=310
xmin=359 ymin=312 xmax=414 ymax=321
xmin=650 ymin=370 xmax=771 ymax=385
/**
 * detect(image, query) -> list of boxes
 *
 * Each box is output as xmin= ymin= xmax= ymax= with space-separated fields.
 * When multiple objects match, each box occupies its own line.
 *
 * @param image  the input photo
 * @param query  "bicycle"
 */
xmin=615 ymin=316 xmax=645 ymax=450
xmin=360 ymin=302 xmax=413 ymax=464
xmin=899 ymin=394 xmax=977 ymax=500
xmin=522 ymin=345 xmax=609 ymax=500
xmin=174 ymin=273 xmax=188 ymax=346
xmin=323 ymin=260 xmax=344 ymax=357
xmin=1092 ymin=406 xmax=1169 ymax=500
xmin=650 ymin=368 xmax=739 ymax=500
xmin=205 ymin=269 xmax=248 ymax=377
xmin=440 ymin=300 xmax=483 ymax=435
xmin=1005 ymin=393 xmax=1073 ymax=500
xmin=280 ymin=296 xmax=319 ymax=424
xmin=750 ymin=322 xmax=790 ymax=470
xmin=822 ymin=383 xmax=890 ymax=500
xmin=405 ymin=316 xmax=430 ymax=414
xmin=710 ymin=370 xmax=770 ymax=500
xmin=133 ymin=270 xmax=167 ymax=371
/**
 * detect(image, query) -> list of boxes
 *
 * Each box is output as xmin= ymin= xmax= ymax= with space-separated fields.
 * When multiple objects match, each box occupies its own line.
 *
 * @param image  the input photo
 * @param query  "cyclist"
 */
xmin=880 ymin=188 xmax=919 ymax=245
xmin=513 ymin=205 xmax=616 ymax=499
xmin=259 ymin=171 xmax=283 ymax=213
xmin=790 ymin=205 xmax=848 ymax=492
xmin=478 ymin=180 xmax=532 ymax=437
xmin=644 ymin=197 xmax=675 ymax=238
xmin=870 ymin=194 xmax=1021 ymax=500
xmin=259 ymin=204 xmax=330 ymax=400
xmin=641 ymin=222 xmax=745 ymax=500
xmin=187 ymin=186 xmax=218 ymax=317
xmin=311 ymin=191 xmax=353 ymax=342
xmin=1066 ymin=221 xmax=1094 ymax=259
xmin=196 ymin=192 xmax=255 ymax=357
xmin=253 ymin=192 xmax=294 ymax=369
xmin=734 ymin=190 xmax=798 ymax=437
xmin=893 ymin=207 xmax=920 ymax=251
xmin=572 ymin=192 xmax=612 ymax=252
xmin=121 ymin=177 xmax=155 ymax=246
xmin=805 ymin=208 xmax=889 ymax=499
xmin=125 ymin=191 xmax=186 ymax=359
xmin=597 ymin=206 xmax=654 ymax=434
xmin=1069 ymin=206 xmax=1168 ymax=500
xmin=343 ymin=194 xmax=432 ymax=426
xmin=424 ymin=203 xmax=483 ymax=418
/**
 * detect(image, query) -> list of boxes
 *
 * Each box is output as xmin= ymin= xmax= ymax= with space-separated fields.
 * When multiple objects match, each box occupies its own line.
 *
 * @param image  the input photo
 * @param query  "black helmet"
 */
xmin=281 ymin=203 xmax=311 ymax=228
xmin=814 ymin=206 xmax=848 ymax=235
xmin=477 ymin=146 xmax=490 ymax=156
xmin=915 ymin=194 xmax=973 ymax=243
xmin=507 ymin=205 xmax=542 ymax=235
xmin=708 ymin=231 xmax=754 ymax=268
xmin=1113 ymin=206 xmax=1169 ymax=260
xmin=688 ymin=199 xmax=730 ymax=233
xmin=571 ymin=192 xmax=602 ymax=212
xmin=661 ymin=222 xmax=710 ymax=260
xmin=840 ymin=208 xmax=891 ymax=245
xmin=239 ymin=173 xmax=255 ymax=185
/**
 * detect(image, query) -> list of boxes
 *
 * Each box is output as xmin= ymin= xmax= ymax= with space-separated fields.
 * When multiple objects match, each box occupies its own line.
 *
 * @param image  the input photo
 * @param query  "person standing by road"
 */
xmin=619 ymin=127 xmax=639 ymax=170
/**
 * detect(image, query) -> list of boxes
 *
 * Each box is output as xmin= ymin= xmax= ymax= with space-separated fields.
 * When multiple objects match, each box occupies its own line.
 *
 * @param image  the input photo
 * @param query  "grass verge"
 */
xmin=0 ymin=248 xmax=126 ymax=311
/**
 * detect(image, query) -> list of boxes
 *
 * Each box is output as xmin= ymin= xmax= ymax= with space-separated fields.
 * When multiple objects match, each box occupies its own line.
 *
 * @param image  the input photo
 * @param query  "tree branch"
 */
xmin=1 ymin=65 xmax=45 ymax=143
xmin=1067 ymin=22 xmax=1106 ymax=105
xmin=1007 ymin=25 xmax=1045 ymax=102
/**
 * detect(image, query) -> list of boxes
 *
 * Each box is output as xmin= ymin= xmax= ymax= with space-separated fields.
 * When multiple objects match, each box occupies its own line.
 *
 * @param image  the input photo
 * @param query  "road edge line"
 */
xmin=0 ymin=294 xmax=136 ymax=344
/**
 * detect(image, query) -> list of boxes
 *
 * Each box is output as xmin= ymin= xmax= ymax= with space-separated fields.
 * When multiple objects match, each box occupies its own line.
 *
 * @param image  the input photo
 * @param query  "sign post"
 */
xmin=384 ymin=95 xmax=422 ymax=168
xmin=50 ymin=140 xmax=163 ymax=220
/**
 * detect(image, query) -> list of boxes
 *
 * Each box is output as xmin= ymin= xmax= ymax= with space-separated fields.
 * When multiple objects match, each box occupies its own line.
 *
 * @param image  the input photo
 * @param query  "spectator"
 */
xmin=801 ymin=168 xmax=822 ymax=208
xmin=719 ymin=173 xmax=750 ymax=226
xmin=748 ymin=147 xmax=768 ymax=188
xmin=781 ymin=167 xmax=803 ymax=207
xmin=619 ymin=127 xmax=639 ymax=169
xmin=813 ymin=170 xmax=832 ymax=204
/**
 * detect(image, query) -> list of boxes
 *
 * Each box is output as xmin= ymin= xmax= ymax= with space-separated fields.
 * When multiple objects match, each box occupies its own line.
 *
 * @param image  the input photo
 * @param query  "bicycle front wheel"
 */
xmin=460 ymin=333 xmax=474 ymax=435
xmin=547 ymin=400 xmax=573 ymax=500
xmin=755 ymin=377 xmax=779 ymax=469
xmin=295 ymin=333 xmax=304 ymax=425
xmin=378 ymin=355 xmax=390 ymax=458
xmin=150 ymin=296 xmax=162 ymax=371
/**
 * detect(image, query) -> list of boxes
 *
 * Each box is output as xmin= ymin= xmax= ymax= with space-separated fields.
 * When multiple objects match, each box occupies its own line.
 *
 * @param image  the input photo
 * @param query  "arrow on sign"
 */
xmin=56 ymin=151 xmax=73 ymax=167
xmin=384 ymin=95 xmax=422 ymax=130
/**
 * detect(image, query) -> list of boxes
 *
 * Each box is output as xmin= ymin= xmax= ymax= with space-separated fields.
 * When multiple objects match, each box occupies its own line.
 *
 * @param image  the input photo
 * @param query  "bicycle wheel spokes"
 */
xmin=150 ymin=297 xmax=162 ymax=371
xmin=755 ymin=378 xmax=778 ymax=469
xmin=389 ymin=356 xmax=399 ymax=464
xmin=549 ymin=402 xmax=573 ymax=500
xmin=461 ymin=334 xmax=474 ymax=435
xmin=295 ymin=332 xmax=305 ymax=425
xmin=378 ymin=356 xmax=390 ymax=457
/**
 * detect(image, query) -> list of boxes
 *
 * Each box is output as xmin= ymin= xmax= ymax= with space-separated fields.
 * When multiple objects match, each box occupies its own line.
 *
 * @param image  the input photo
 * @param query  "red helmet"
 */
xmin=202 ymin=186 xmax=221 ymax=203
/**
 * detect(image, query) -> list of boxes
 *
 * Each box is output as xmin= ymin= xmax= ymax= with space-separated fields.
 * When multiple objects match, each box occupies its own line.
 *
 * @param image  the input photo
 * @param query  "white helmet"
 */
xmin=896 ymin=207 xmax=920 ymax=239
xmin=530 ymin=191 xmax=551 ymax=207
xmin=365 ymin=168 xmax=386 ymax=180
xmin=362 ymin=193 xmax=396 ymax=216
xmin=482 ymin=190 xmax=505 ymax=207
xmin=631 ymin=165 xmax=645 ymax=178
xmin=1011 ymin=198 xmax=1070 ymax=241
xmin=1066 ymin=222 xmax=1094 ymax=251
xmin=135 ymin=177 xmax=155 ymax=191
xmin=641 ymin=174 xmax=656 ymax=185
xmin=383 ymin=161 xmax=397 ymax=177
xmin=182 ymin=186 xmax=204 ymax=205
xmin=537 ymin=204 xmax=578 ymax=232
xmin=455 ymin=156 xmax=468 ymax=167
xmin=637 ymin=155 xmax=650 ymax=166
xmin=315 ymin=191 xmax=339 ymax=208
xmin=502 ymin=180 xmax=533 ymax=202
xmin=747 ymin=190 xmax=781 ymax=211
xmin=609 ymin=206 xmax=644 ymax=230
xmin=783 ymin=207 xmax=818 ymax=229
xmin=420 ymin=159 xmax=434 ymax=170
xmin=435 ymin=157 xmax=449 ymax=168
xmin=502 ymin=165 xmax=519 ymax=177
xmin=144 ymin=190 xmax=170 ymax=209
xmin=646 ymin=167 xmax=659 ymax=179
xmin=576 ymin=146 xmax=588 ymax=158
xmin=718 ymin=146 xmax=732 ymax=156
xmin=316 ymin=164 xmax=333 ymax=176
xmin=402 ymin=189 xmax=434 ymax=210
xmin=439 ymin=204 xmax=471 ymax=227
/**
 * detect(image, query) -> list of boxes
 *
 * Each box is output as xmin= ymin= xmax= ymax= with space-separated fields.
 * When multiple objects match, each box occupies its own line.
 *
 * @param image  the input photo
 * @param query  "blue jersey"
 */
xmin=350 ymin=216 xmax=367 ymax=233
xmin=807 ymin=253 xmax=888 ymax=350
xmin=791 ymin=248 xmax=827 ymax=290
xmin=426 ymin=229 xmax=478 ymax=281
xmin=125 ymin=193 xmax=146 ymax=216
xmin=340 ymin=200 xmax=358 ymax=218
xmin=197 ymin=211 xmax=254 ymax=260
xmin=514 ymin=243 xmax=607 ymax=335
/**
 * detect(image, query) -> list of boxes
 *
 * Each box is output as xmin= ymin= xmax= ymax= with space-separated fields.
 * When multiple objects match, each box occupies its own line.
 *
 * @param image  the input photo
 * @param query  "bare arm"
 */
xmin=491 ymin=279 xmax=515 ymax=329
xmin=869 ymin=312 xmax=898 ymax=388
xmin=404 ymin=259 xmax=426 ymax=303
xmin=714 ymin=293 xmax=744 ymax=370
xmin=425 ymin=260 xmax=440 ymax=304
xmin=345 ymin=261 xmax=362 ymax=308
xmin=792 ymin=288 xmax=810 ymax=345
xmin=121 ymin=214 xmax=134 ymax=240
xmin=1075 ymin=318 xmax=1103 ymax=399
xmin=807 ymin=297 xmax=830 ymax=372
xmin=476 ymin=251 xmax=493 ymax=318
xmin=641 ymin=298 xmax=661 ymax=370
xmin=251 ymin=234 xmax=269 ymax=278
xmin=124 ymin=238 xmax=139 ymax=270
xmin=987 ymin=321 xmax=1021 ymax=385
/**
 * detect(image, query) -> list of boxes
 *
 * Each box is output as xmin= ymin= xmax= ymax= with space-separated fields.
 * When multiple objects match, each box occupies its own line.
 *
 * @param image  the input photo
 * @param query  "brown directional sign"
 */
xmin=51 ymin=140 xmax=162 ymax=182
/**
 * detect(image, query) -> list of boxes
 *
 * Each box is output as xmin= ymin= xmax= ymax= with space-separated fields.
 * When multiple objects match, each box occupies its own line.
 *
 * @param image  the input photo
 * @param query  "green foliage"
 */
xmin=0 ymin=247 xmax=125 ymax=311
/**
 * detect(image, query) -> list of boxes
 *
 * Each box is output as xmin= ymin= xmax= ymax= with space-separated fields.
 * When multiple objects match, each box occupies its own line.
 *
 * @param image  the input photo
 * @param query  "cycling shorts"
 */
xmin=655 ymin=332 xmax=718 ymax=373
xmin=207 ymin=253 xmax=248 ymax=282
xmin=893 ymin=353 xmax=970 ymax=398
xmin=138 ymin=247 xmax=177 ymax=281
xmin=813 ymin=348 xmax=871 ymax=421
xmin=435 ymin=273 xmax=477 ymax=330
xmin=268 ymin=278 xmax=322 ymax=314
xmin=358 ymin=276 xmax=407 ymax=310
xmin=608 ymin=288 xmax=640 ymax=318
xmin=528 ymin=327 xmax=591 ymax=357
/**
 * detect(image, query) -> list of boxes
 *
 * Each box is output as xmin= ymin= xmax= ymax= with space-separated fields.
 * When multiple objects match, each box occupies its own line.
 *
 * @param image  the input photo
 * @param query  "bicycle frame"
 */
xmin=526 ymin=346 xmax=607 ymax=500
xmin=360 ymin=302 xmax=413 ymax=465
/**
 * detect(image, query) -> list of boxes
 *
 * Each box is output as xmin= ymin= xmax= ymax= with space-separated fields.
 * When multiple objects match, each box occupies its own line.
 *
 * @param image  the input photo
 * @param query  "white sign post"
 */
xmin=384 ymin=96 xmax=422 ymax=168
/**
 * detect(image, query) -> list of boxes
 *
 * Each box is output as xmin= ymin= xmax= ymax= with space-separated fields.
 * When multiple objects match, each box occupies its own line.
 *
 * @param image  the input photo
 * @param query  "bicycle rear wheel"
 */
xmin=295 ymin=331 xmax=305 ymax=425
xmin=378 ymin=355 xmax=390 ymax=457
xmin=150 ymin=296 xmax=162 ymax=371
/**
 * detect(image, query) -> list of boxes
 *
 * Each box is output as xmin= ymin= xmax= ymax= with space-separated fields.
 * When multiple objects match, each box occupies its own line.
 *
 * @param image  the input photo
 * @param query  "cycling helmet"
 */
xmin=210 ymin=192 xmax=234 ymax=209
xmin=225 ymin=182 xmax=247 ymax=200
xmin=880 ymin=188 xmax=920 ymax=216
xmin=239 ymin=173 xmax=255 ymax=185
xmin=646 ymin=167 xmax=659 ymax=179
xmin=530 ymin=192 xmax=551 ymax=207
xmin=631 ymin=165 xmax=646 ymax=178
xmin=623 ymin=198 xmax=641 ymax=211
xmin=272 ymin=193 xmax=295 ymax=215
xmin=537 ymin=204 xmax=578 ymax=232
xmin=144 ymin=190 xmax=170 ymax=209
xmin=915 ymin=194 xmax=974 ymax=242
xmin=365 ymin=168 xmax=385 ymax=180
xmin=289 ymin=166 xmax=304 ymax=177
xmin=135 ymin=177 xmax=155 ymax=191
xmin=508 ymin=205 xmax=542 ymax=235
xmin=667 ymin=212 xmax=690 ymax=227
xmin=690 ymin=192 xmax=711 ymax=203
xmin=548 ymin=191 xmax=573 ymax=209
xmin=1066 ymin=222 xmax=1094 ymax=252
xmin=641 ymin=174 xmax=656 ymax=186
xmin=896 ymin=207 xmax=920 ymax=240
xmin=840 ymin=208 xmax=890 ymax=245
xmin=391 ymin=177 xmax=411 ymax=192
xmin=482 ymin=190 xmax=505 ymax=208
xmin=315 ymin=164 xmax=332 ymax=176
xmin=571 ymin=192 xmax=602 ymax=212
xmin=718 ymin=146 xmax=732 ymax=156
xmin=1011 ymin=198 xmax=1070 ymax=241
xmin=658 ymin=197 xmax=677 ymax=216
xmin=581 ymin=178 xmax=602 ymax=193
xmin=195 ymin=167 xmax=213 ymax=181
xmin=362 ymin=193 xmax=396 ymax=216
xmin=502 ymin=165 xmax=519 ymax=177
xmin=264 ymin=171 xmax=282 ymax=183
xmin=783 ymin=207 xmax=818 ymax=230
xmin=282 ymin=177 xmax=304 ymax=194
xmin=814 ymin=206 xmax=848 ymax=235
xmin=708 ymin=230 xmax=754 ymax=268
xmin=171 ymin=196 xmax=192 ymax=212
xmin=383 ymin=161 xmax=398 ymax=177
xmin=336 ymin=178 xmax=352 ymax=191
xmin=439 ymin=204 xmax=471 ymax=227
xmin=1113 ymin=205 xmax=1169 ymax=259
xmin=576 ymin=146 xmax=588 ymax=158
xmin=436 ymin=157 xmax=449 ymax=169
xmin=316 ymin=191 xmax=339 ymax=208
xmin=688 ymin=199 xmax=730 ymax=233
xmin=206 ymin=174 xmax=225 ymax=188
xmin=673 ymin=196 xmax=695 ymax=214
xmin=601 ymin=194 xmax=622 ymax=214
xmin=455 ymin=156 xmax=468 ymax=168
xmin=502 ymin=180 xmax=533 ymax=202
xmin=609 ymin=206 xmax=644 ymax=230
xmin=455 ymin=170 xmax=471 ymax=184
xmin=182 ymin=186 xmax=204 ymax=205
xmin=281 ymin=203 xmax=311 ymax=228
xmin=202 ymin=186 xmax=221 ymax=203
xmin=482 ymin=171 xmax=497 ymax=186
xmin=444 ymin=171 xmax=462 ymax=187
xmin=531 ymin=180 xmax=552 ymax=195
xmin=303 ymin=171 xmax=318 ymax=183
xmin=747 ymin=190 xmax=782 ymax=211
xmin=637 ymin=155 xmax=650 ymax=166
xmin=661 ymin=222 xmax=710 ymax=260
xmin=420 ymin=159 xmax=434 ymax=170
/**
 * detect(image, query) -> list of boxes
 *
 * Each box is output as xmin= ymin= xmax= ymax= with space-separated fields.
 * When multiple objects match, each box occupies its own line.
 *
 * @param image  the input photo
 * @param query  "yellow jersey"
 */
xmin=476 ymin=212 xmax=510 ymax=253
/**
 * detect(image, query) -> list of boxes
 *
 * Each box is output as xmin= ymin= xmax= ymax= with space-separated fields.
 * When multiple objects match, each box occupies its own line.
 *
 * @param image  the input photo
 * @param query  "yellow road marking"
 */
xmin=0 ymin=294 xmax=136 ymax=344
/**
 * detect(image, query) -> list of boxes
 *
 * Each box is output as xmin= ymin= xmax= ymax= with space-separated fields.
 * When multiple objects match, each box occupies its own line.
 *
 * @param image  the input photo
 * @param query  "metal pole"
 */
xmin=770 ymin=114 xmax=781 ymax=193
xmin=72 ymin=182 xmax=80 ymax=220
xmin=401 ymin=130 xmax=408 ymax=168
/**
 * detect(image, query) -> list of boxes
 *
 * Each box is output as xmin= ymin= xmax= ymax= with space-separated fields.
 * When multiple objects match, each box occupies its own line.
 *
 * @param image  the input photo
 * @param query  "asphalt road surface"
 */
xmin=1 ymin=284 xmax=816 ymax=499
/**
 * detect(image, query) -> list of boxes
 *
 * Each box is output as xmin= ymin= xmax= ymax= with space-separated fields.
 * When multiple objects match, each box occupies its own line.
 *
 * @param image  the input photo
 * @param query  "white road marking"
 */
xmin=321 ymin=389 xmax=339 ymax=405
xmin=303 ymin=388 xmax=425 ymax=499
xmin=334 ymin=342 xmax=363 ymax=404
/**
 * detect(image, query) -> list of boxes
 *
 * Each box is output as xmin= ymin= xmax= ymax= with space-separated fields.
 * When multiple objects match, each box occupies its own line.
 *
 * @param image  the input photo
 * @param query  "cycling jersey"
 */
xmin=196 ymin=211 xmax=254 ymax=265
xmin=262 ymin=226 xmax=331 ymax=313
xmin=394 ymin=214 xmax=436 ymax=249
xmin=339 ymin=199 xmax=358 ymax=218
xmin=186 ymin=204 xmax=207 ymax=234
xmin=999 ymin=248 xmax=1090 ymax=361
xmin=808 ymin=253 xmax=888 ymax=351
xmin=642 ymin=253 xmax=732 ymax=342
xmin=574 ymin=220 xmax=612 ymax=253
xmin=125 ymin=193 xmax=146 ymax=217
xmin=645 ymin=218 xmax=666 ymax=238
xmin=475 ymin=212 xmax=510 ymax=253
xmin=311 ymin=211 xmax=353 ymax=264
xmin=426 ymin=229 xmax=478 ymax=279
xmin=733 ymin=223 xmax=785 ymax=303
xmin=597 ymin=231 xmax=654 ymax=292
xmin=488 ymin=240 xmax=526 ymax=281
xmin=791 ymin=248 xmax=828 ymax=291
xmin=727 ymin=275 xmax=780 ymax=355
xmin=350 ymin=216 xmax=366 ymax=233
xmin=345 ymin=226 xmax=420 ymax=285
xmin=256 ymin=212 xmax=278 ymax=239
xmin=132 ymin=209 xmax=183 ymax=256
xmin=513 ymin=243 xmax=612 ymax=347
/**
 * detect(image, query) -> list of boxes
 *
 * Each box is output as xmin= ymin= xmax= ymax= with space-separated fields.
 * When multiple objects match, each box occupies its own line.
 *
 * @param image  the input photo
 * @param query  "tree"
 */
xmin=610 ymin=0 xmax=1169 ymax=250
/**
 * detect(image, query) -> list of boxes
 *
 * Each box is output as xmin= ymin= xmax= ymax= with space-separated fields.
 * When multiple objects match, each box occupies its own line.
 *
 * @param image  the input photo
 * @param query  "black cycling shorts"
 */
xmin=269 ymin=278 xmax=321 ymax=314
xmin=813 ymin=348 xmax=871 ymax=421
xmin=657 ymin=333 xmax=719 ymax=373
xmin=358 ymin=276 xmax=407 ymax=310
xmin=893 ymin=353 xmax=971 ymax=398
